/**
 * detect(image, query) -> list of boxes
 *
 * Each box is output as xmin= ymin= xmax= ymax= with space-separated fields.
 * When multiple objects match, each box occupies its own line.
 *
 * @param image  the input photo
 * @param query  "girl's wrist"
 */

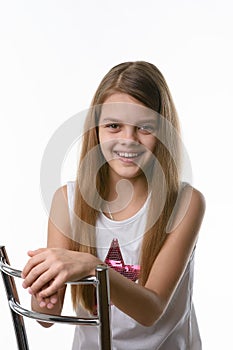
xmin=90 ymin=255 xmax=104 ymax=276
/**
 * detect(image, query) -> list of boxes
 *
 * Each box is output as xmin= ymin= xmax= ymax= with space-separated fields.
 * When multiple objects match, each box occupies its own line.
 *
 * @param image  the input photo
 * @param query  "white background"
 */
xmin=0 ymin=1 xmax=232 ymax=349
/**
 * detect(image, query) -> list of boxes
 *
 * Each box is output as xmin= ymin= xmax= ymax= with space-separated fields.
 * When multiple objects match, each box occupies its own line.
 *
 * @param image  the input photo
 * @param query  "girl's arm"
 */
xmin=22 ymin=186 xmax=205 ymax=327
xmin=108 ymin=187 xmax=205 ymax=326
xmin=23 ymin=186 xmax=73 ymax=327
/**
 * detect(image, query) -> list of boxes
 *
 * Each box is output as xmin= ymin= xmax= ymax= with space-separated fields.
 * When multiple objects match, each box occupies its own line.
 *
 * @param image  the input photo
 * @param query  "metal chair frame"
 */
xmin=0 ymin=246 xmax=112 ymax=350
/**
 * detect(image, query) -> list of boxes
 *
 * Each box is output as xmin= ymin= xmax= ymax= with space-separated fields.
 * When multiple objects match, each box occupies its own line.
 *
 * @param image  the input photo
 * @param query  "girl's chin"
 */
xmin=108 ymin=164 xmax=145 ymax=180
xmin=105 ymin=155 xmax=154 ymax=180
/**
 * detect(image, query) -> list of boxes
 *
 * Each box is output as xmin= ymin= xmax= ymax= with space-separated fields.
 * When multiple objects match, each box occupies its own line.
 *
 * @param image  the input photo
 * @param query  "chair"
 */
xmin=0 ymin=246 xmax=112 ymax=350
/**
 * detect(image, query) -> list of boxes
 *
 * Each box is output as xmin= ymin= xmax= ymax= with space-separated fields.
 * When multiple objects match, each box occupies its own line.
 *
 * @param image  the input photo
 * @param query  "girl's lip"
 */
xmin=113 ymin=151 xmax=144 ymax=162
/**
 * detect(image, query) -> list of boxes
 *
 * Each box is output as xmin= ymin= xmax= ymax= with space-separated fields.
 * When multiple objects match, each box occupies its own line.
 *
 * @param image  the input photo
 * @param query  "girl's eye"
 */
xmin=138 ymin=125 xmax=155 ymax=134
xmin=106 ymin=123 xmax=121 ymax=131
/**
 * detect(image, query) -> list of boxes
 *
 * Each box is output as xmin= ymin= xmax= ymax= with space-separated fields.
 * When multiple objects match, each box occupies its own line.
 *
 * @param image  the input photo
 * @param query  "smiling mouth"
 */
xmin=114 ymin=151 xmax=143 ymax=159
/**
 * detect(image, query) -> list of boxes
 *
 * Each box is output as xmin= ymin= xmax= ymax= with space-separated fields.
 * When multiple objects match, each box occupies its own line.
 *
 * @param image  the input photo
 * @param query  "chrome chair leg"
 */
xmin=0 ymin=246 xmax=112 ymax=350
xmin=0 ymin=246 xmax=29 ymax=350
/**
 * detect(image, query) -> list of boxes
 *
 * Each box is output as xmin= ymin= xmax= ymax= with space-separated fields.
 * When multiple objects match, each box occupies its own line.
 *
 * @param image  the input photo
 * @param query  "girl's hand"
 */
xmin=33 ymin=282 xmax=59 ymax=310
xmin=21 ymin=248 xmax=101 ymax=299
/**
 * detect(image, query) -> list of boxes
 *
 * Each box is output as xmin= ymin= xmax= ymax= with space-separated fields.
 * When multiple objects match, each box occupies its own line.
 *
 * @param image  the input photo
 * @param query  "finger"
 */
xmin=49 ymin=294 xmax=58 ymax=305
xmin=27 ymin=248 xmax=46 ymax=257
xmin=44 ymin=295 xmax=58 ymax=309
xmin=35 ymin=294 xmax=49 ymax=308
xmin=39 ymin=275 xmax=66 ymax=299
xmin=28 ymin=271 xmax=57 ymax=295
xmin=46 ymin=302 xmax=56 ymax=310
xmin=39 ymin=295 xmax=58 ymax=308
xmin=27 ymin=260 xmax=67 ymax=295
xmin=22 ymin=262 xmax=49 ymax=289
xmin=35 ymin=288 xmax=58 ymax=308
xmin=22 ymin=250 xmax=48 ymax=279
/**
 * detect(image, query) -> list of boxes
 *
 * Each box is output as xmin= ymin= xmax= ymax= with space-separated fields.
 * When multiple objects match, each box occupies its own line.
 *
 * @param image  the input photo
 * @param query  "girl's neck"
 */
xmin=104 ymin=173 xmax=149 ymax=221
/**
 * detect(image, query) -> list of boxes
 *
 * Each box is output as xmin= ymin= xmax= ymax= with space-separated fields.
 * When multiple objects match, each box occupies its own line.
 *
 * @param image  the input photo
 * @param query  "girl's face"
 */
xmin=98 ymin=93 xmax=158 ymax=181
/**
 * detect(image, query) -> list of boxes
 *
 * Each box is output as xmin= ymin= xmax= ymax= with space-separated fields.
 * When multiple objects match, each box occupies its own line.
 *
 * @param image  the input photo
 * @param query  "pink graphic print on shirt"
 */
xmin=104 ymin=238 xmax=140 ymax=282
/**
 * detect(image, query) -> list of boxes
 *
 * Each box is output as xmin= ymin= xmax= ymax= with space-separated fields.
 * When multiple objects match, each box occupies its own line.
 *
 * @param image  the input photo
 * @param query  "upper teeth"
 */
xmin=117 ymin=152 xmax=139 ymax=158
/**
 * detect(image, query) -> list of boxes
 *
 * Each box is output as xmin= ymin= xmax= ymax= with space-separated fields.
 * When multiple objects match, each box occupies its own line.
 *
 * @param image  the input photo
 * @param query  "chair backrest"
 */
xmin=0 ymin=246 xmax=112 ymax=350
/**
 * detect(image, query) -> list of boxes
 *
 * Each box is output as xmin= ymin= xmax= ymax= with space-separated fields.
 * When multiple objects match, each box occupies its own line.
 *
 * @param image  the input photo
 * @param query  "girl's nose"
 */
xmin=120 ymin=125 xmax=138 ymax=143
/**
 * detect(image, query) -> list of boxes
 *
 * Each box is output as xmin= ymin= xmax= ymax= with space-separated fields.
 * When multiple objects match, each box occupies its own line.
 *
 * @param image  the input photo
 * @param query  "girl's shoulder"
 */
xmin=180 ymin=182 xmax=205 ymax=210
xmin=50 ymin=182 xmax=75 ymax=214
xmin=167 ymin=183 xmax=206 ymax=234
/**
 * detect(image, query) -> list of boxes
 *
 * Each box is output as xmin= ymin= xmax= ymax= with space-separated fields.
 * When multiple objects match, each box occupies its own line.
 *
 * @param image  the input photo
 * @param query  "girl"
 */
xmin=22 ymin=61 xmax=205 ymax=349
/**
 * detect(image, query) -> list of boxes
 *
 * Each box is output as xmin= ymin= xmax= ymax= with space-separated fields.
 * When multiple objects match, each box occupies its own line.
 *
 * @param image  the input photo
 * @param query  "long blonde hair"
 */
xmin=71 ymin=61 xmax=181 ymax=312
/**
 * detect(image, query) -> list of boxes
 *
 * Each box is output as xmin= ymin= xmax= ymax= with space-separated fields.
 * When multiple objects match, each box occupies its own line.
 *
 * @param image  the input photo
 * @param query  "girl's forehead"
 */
xmin=99 ymin=102 xmax=157 ymax=125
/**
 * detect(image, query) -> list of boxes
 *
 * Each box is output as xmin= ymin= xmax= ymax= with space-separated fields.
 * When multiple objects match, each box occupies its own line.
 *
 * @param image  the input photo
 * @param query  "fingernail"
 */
xmin=47 ymin=303 xmax=54 ymax=309
xmin=50 ymin=297 xmax=57 ymax=304
xmin=28 ymin=288 xmax=33 ymax=295
xmin=39 ymin=301 xmax=46 ymax=308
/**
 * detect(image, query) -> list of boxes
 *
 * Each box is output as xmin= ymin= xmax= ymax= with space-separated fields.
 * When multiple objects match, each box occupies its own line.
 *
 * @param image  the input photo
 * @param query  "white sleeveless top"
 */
xmin=67 ymin=181 xmax=202 ymax=350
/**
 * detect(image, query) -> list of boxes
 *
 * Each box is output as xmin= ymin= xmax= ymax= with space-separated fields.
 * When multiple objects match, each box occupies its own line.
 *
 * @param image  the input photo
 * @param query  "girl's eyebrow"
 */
xmin=100 ymin=117 xmax=157 ymax=125
xmin=137 ymin=119 xmax=158 ymax=124
xmin=100 ymin=117 xmax=121 ymax=123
